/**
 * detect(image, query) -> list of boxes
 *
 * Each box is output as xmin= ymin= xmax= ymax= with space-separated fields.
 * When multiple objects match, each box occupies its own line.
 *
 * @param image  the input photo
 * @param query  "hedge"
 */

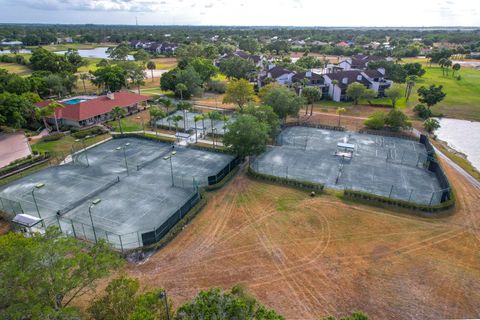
xmin=41 ymin=132 xmax=65 ymax=142
xmin=343 ymin=189 xmax=455 ymax=213
xmin=247 ymin=166 xmax=324 ymax=191
xmin=72 ymin=126 xmax=107 ymax=139
xmin=112 ymin=132 xmax=176 ymax=144
xmin=0 ymin=154 xmax=49 ymax=177
xmin=188 ymin=143 xmax=232 ymax=155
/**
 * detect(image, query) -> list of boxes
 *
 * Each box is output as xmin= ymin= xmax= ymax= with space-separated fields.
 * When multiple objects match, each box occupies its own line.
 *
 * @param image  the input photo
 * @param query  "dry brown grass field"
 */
xmin=124 ymin=158 xmax=480 ymax=320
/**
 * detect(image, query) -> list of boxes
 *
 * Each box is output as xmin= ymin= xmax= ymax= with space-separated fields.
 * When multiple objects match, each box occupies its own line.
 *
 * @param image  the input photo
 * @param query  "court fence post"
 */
xmin=389 ymin=185 xmax=394 ymax=198
xmin=71 ymin=220 xmax=77 ymax=238
xmin=81 ymin=223 xmax=86 ymax=240
xmin=119 ymin=235 xmax=124 ymax=253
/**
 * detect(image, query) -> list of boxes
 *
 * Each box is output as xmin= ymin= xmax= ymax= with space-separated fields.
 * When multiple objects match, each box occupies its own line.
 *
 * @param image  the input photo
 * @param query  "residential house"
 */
xmin=338 ymin=55 xmax=386 ymax=71
xmin=129 ymin=40 xmax=177 ymax=54
xmin=35 ymin=91 xmax=150 ymax=128
xmin=260 ymin=65 xmax=295 ymax=86
xmin=217 ymin=50 xmax=264 ymax=68
xmin=292 ymin=71 xmax=328 ymax=96
xmin=336 ymin=41 xmax=350 ymax=48
xmin=323 ymin=69 xmax=392 ymax=102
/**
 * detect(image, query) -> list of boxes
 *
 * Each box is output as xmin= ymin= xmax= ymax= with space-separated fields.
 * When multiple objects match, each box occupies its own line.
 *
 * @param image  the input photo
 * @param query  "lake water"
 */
xmin=0 ymin=49 xmax=31 ymax=54
xmin=54 ymin=47 xmax=134 ymax=60
xmin=435 ymin=118 xmax=480 ymax=171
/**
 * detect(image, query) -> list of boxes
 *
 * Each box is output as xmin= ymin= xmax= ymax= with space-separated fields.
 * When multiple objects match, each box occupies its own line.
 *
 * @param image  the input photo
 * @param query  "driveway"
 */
xmin=0 ymin=132 xmax=32 ymax=168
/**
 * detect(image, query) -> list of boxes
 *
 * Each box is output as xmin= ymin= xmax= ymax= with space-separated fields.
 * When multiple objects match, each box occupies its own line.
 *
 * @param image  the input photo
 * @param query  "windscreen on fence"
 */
xmin=141 ymin=191 xmax=201 ymax=246
xmin=0 ymin=196 xmax=24 ymax=218
xmin=207 ymin=156 xmax=241 ymax=185
xmin=419 ymin=134 xmax=452 ymax=202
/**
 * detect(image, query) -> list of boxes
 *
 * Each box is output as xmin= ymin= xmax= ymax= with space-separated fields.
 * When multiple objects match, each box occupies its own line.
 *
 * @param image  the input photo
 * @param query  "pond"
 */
xmin=435 ymin=118 xmax=480 ymax=171
xmin=0 ymin=49 xmax=32 ymax=54
xmin=54 ymin=47 xmax=134 ymax=60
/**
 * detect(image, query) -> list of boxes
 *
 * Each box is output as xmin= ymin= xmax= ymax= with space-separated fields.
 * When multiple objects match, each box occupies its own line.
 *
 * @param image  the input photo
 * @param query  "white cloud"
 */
xmin=0 ymin=0 xmax=479 ymax=26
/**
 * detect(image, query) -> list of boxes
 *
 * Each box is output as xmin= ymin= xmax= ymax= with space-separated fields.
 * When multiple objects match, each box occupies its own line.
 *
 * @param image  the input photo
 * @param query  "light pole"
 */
xmin=75 ymin=138 xmax=90 ymax=167
xmin=32 ymin=183 xmax=45 ymax=227
xmin=88 ymin=198 xmax=101 ymax=243
xmin=117 ymin=142 xmax=130 ymax=175
xmin=159 ymin=291 xmax=170 ymax=320
xmin=163 ymin=151 xmax=176 ymax=187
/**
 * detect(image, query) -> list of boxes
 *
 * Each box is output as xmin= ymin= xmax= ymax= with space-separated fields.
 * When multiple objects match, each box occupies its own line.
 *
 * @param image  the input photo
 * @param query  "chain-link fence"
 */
xmin=0 ymin=196 xmax=24 ymax=218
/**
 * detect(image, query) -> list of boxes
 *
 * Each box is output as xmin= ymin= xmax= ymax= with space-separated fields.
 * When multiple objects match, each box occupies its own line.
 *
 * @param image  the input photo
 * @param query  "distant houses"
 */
xmin=129 ymin=40 xmax=178 ymax=55
xmin=35 ymin=91 xmax=150 ymax=128
xmin=216 ymin=50 xmax=264 ymax=68
xmin=257 ymin=53 xmax=392 ymax=102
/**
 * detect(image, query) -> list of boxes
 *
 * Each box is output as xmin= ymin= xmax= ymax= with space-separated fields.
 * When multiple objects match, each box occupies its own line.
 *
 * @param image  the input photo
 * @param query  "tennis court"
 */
xmin=155 ymin=110 xmax=235 ymax=135
xmin=253 ymin=126 xmax=444 ymax=205
xmin=0 ymin=137 xmax=235 ymax=249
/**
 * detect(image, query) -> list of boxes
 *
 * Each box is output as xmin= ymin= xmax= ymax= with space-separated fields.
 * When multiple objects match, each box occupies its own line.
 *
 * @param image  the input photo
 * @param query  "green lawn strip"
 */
xmin=0 ymin=62 xmax=32 ymax=76
xmin=433 ymin=140 xmax=480 ymax=182
xmin=31 ymin=133 xmax=111 ymax=155
xmin=107 ymin=117 xmax=144 ymax=133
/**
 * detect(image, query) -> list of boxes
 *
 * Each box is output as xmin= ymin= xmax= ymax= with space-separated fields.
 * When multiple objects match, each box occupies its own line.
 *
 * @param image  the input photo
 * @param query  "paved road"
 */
xmin=0 ymin=132 xmax=31 ymax=168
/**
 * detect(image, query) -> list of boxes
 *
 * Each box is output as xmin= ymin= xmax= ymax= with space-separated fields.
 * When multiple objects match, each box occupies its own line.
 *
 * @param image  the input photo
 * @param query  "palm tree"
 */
xmin=336 ymin=107 xmax=346 ymax=127
xmin=175 ymin=83 xmax=188 ymax=100
xmin=149 ymin=106 xmax=166 ymax=136
xmin=177 ymin=101 xmax=192 ymax=131
xmin=158 ymin=98 xmax=174 ymax=115
xmin=35 ymin=107 xmax=52 ymax=131
xmin=147 ymin=61 xmax=156 ymax=83
xmin=46 ymin=102 xmax=64 ymax=133
xmin=79 ymin=73 xmax=90 ymax=94
xmin=172 ymin=115 xmax=183 ymax=136
xmin=222 ymin=115 xmax=229 ymax=133
xmin=193 ymin=115 xmax=203 ymax=143
xmin=438 ymin=58 xmax=447 ymax=76
xmin=110 ymin=106 xmax=127 ymax=134
xmin=444 ymin=59 xmax=452 ymax=76
xmin=206 ymin=111 xmax=222 ymax=148
xmin=331 ymin=80 xmax=339 ymax=101
xmin=405 ymin=75 xmax=417 ymax=101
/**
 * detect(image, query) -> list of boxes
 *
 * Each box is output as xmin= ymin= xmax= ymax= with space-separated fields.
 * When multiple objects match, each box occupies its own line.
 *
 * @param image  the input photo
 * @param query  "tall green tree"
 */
xmin=0 ymin=92 xmax=36 ymax=128
xmin=46 ymin=102 xmax=65 ymax=133
xmin=149 ymin=106 xmax=166 ymax=135
xmin=88 ymin=276 xmax=174 ymax=320
xmin=239 ymin=38 xmax=259 ymax=53
xmin=92 ymin=65 xmax=128 ymax=92
xmin=417 ymin=85 xmax=446 ymax=110
xmin=346 ymin=82 xmax=367 ymax=105
xmin=384 ymin=84 xmax=403 ymax=108
xmin=189 ymin=58 xmax=219 ymax=83
xmin=244 ymin=104 xmax=280 ymax=137
xmin=107 ymin=43 xmax=131 ymax=61
xmin=206 ymin=111 xmax=222 ymax=148
xmin=261 ymin=86 xmax=304 ymax=122
xmin=146 ymin=61 xmax=156 ymax=83
xmin=218 ymin=56 xmax=256 ymax=79
xmin=177 ymin=285 xmax=284 ymax=320
xmin=302 ymin=86 xmax=322 ymax=115
xmin=0 ymin=227 xmax=122 ymax=319
xmin=111 ymin=106 xmax=127 ymax=134
xmin=223 ymin=78 xmax=255 ymax=111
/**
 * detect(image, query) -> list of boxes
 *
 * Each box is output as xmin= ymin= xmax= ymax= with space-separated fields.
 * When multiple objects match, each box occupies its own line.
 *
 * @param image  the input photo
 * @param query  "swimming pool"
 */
xmin=63 ymin=99 xmax=86 ymax=105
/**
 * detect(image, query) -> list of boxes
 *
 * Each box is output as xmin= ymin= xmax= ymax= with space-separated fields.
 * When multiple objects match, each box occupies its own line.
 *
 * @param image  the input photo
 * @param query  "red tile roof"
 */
xmin=35 ymin=92 xmax=150 ymax=122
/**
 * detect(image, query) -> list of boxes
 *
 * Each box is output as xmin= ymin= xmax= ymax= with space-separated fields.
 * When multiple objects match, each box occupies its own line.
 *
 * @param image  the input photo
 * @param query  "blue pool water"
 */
xmin=63 ymin=99 xmax=85 ymax=105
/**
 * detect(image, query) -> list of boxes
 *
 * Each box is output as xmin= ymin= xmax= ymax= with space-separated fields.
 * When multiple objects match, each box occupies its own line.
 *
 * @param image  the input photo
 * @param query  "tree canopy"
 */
xmin=223 ymin=114 xmax=270 ymax=159
xmin=0 ymin=227 xmax=122 ymax=319
xmin=223 ymin=78 xmax=255 ymax=110
xmin=218 ymin=56 xmax=256 ymax=79
xmin=261 ymin=86 xmax=304 ymax=121
xmin=417 ymin=85 xmax=446 ymax=108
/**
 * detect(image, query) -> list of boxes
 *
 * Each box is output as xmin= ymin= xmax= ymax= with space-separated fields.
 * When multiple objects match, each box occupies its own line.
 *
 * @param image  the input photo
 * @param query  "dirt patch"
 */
xmin=123 ymin=157 xmax=480 ymax=319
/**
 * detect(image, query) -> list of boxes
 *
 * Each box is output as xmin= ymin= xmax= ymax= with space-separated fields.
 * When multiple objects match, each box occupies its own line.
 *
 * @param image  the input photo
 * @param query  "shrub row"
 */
xmin=0 ymin=54 xmax=27 ymax=65
xmin=154 ymin=123 xmax=192 ymax=134
xmin=40 ymin=132 xmax=65 ymax=142
xmin=343 ymin=189 xmax=455 ymax=213
xmin=71 ymin=126 xmax=107 ymax=139
xmin=359 ymin=129 xmax=418 ymax=141
xmin=284 ymin=121 xmax=346 ymax=132
xmin=188 ymin=143 xmax=231 ymax=155
xmin=247 ymin=166 xmax=324 ymax=191
xmin=0 ymin=154 xmax=49 ymax=177
xmin=112 ymin=132 xmax=175 ymax=144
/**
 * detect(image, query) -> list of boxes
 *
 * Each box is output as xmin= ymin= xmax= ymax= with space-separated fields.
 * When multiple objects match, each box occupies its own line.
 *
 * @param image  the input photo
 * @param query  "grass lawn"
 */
xmin=402 ymin=58 xmax=480 ymax=121
xmin=150 ymin=57 xmax=177 ymax=70
xmin=107 ymin=116 xmax=145 ymax=133
xmin=26 ymin=43 xmax=116 ymax=52
xmin=31 ymin=133 xmax=111 ymax=155
xmin=77 ymin=57 xmax=102 ymax=73
xmin=0 ymin=62 xmax=32 ymax=76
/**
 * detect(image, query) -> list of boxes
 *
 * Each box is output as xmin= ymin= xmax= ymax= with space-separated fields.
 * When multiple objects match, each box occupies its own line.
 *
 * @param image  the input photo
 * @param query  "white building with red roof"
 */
xmin=35 ymin=91 xmax=150 ymax=128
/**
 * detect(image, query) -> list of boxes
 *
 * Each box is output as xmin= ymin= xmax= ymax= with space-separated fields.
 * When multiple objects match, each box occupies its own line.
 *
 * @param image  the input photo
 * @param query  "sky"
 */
xmin=0 ymin=0 xmax=479 ymax=27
